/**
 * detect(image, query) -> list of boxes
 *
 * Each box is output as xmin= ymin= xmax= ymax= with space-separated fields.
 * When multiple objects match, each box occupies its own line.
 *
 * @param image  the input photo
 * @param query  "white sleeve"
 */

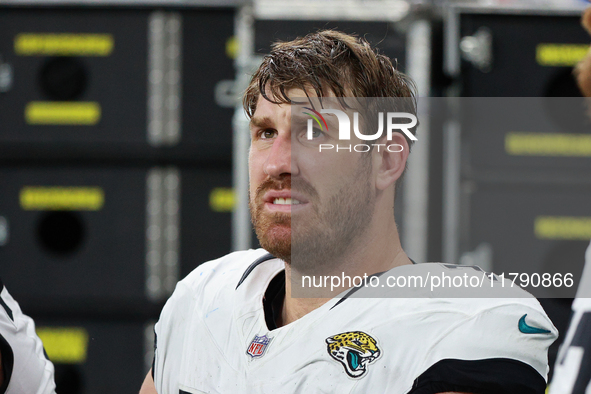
xmin=411 ymin=301 xmax=557 ymax=394
xmin=0 ymin=283 xmax=56 ymax=394
xmin=153 ymin=281 xmax=195 ymax=394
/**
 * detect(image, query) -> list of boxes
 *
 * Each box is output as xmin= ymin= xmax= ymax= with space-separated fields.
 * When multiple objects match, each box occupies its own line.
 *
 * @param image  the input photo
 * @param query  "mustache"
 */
xmin=254 ymin=177 xmax=319 ymax=202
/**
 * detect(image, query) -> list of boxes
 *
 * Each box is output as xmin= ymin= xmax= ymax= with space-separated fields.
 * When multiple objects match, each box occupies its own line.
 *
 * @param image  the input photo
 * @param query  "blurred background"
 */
xmin=0 ymin=0 xmax=590 ymax=391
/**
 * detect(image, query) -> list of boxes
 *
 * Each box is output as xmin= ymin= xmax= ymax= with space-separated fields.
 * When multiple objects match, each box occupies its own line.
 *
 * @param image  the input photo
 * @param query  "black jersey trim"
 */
xmin=151 ymin=329 xmax=157 ymax=380
xmin=408 ymin=358 xmax=547 ymax=394
xmin=0 ymin=292 xmax=13 ymax=323
xmin=235 ymin=253 xmax=275 ymax=289
xmin=0 ymin=333 xmax=14 ymax=394
xmin=330 ymin=270 xmax=387 ymax=310
xmin=263 ymin=272 xmax=285 ymax=331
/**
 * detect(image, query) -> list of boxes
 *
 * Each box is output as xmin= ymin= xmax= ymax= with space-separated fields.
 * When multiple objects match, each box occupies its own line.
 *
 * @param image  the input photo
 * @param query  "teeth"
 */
xmin=273 ymin=198 xmax=301 ymax=205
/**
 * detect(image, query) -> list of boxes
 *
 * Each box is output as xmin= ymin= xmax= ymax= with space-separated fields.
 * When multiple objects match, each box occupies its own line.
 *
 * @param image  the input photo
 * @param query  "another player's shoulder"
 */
xmin=0 ymin=280 xmax=57 ymax=394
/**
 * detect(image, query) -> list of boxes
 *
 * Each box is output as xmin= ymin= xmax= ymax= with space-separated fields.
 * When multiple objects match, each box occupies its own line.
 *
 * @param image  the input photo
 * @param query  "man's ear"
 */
xmin=373 ymin=132 xmax=410 ymax=191
xmin=582 ymin=7 xmax=591 ymax=34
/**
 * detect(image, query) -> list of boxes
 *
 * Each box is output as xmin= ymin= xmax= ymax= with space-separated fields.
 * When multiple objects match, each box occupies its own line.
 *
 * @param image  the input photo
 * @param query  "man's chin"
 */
xmin=260 ymin=239 xmax=291 ymax=264
xmin=257 ymin=225 xmax=292 ymax=263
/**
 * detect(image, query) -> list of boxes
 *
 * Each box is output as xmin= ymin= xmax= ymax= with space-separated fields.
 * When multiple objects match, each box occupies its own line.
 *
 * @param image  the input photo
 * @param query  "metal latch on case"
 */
xmin=460 ymin=27 xmax=493 ymax=73
xmin=0 ymin=55 xmax=13 ymax=92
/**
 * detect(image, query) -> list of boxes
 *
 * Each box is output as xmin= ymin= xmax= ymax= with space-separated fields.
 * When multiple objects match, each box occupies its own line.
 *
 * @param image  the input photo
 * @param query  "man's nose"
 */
xmin=264 ymin=133 xmax=293 ymax=178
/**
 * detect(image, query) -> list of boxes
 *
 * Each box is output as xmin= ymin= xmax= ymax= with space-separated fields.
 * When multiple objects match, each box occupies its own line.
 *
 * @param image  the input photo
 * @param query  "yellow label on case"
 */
xmin=226 ymin=36 xmax=239 ymax=59
xmin=536 ymin=43 xmax=589 ymax=67
xmin=209 ymin=188 xmax=235 ymax=212
xmin=15 ymin=33 xmax=113 ymax=56
xmin=25 ymin=102 xmax=101 ymax=125
xmin=20 ymin=186 xmax=104 ymax=211
xmin=36 ymin=327 xmax=89 ymax=364
xmin=535 ymin=216 xmax=591 ymax=240
xmin=505 ymin=132 xmax=591 ymax=157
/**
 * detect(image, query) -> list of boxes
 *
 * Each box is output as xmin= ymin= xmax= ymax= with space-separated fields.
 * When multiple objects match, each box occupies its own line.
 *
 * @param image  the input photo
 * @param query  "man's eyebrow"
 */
xmin=249 ymin=116 xmax=273 ymax=129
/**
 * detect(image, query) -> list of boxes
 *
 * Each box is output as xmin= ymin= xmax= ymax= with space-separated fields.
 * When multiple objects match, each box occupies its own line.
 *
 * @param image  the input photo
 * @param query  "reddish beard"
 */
xmin=250 ymin=177 xmax=292 ymax=262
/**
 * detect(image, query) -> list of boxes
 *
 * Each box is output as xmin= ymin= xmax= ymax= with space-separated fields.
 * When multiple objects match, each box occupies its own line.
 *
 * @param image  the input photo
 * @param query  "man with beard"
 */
xmin=140 ymin=30 xmax=556 ymax=394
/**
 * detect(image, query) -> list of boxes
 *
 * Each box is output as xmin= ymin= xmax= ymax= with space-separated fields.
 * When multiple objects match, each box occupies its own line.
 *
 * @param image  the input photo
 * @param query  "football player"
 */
xmin=140 ymin=30 xmax=556 ymax=394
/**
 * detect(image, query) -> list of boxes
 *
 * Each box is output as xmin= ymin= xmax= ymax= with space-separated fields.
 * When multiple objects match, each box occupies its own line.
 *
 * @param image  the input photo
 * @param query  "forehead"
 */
xmin=249 ymin=88 xmax=305 ymax=128
xmin=249 ymin=95 xmax=289 ymax=130
xmin=250 ymin=87 xmax=348 ymax=125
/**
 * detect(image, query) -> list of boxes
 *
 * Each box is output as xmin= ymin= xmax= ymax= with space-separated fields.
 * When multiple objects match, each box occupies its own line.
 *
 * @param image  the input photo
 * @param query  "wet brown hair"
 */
xmin=243 ymin=30 xmax=418 ymax=141
xmin=243 ymin=30 xmax=418 ymax=196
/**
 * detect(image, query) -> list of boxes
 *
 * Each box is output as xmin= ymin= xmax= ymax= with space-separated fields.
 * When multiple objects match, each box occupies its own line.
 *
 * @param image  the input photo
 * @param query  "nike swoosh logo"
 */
xmin=518 ymin=314 xmax=551 ymax=334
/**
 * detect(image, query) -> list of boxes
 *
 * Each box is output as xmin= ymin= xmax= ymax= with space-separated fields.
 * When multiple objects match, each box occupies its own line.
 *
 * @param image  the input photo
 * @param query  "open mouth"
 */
xmin=347 ymin=349 xmax=379 ymax=371
xmin=262 ymin=189 xmax=309 ymax=210
xmin=348 ymin=351 xmax=362 ymax=370
xmin=273 ymin=198 xmax=302 ymax=205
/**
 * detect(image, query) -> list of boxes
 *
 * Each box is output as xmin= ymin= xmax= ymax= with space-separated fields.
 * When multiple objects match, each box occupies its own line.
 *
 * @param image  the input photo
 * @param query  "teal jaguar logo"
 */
xmin=326 ymin=331 xmax=381 ymax=378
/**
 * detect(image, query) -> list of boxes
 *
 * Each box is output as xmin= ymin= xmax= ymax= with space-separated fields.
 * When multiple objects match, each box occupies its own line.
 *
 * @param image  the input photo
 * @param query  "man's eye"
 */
xmin=310 ymin=128 xmax=323 ymax=139
xmin=261 ymin=129 xmax=276 ymax=139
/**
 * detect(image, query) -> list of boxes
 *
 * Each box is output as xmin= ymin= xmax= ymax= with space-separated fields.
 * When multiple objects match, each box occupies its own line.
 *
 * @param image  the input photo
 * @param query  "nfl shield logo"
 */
xmin=246 ymin=334 xmax=272 ymax=358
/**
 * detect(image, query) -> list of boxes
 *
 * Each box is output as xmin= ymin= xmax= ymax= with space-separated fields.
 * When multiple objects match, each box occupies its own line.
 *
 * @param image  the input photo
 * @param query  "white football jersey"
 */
xmin=154 ymin=249 xmax=557 ymax=394
xmin=0 ymin=280 xmax=56 ymax=394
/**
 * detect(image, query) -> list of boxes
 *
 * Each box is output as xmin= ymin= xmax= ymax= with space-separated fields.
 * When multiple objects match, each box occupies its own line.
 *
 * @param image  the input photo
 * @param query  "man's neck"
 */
xmin=279 ymin=241 xmax=411 ymax=327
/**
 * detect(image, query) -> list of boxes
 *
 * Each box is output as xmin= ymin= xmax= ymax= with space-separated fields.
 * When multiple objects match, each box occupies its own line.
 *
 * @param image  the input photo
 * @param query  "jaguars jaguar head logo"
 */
xmin=325 ymin=331 xmax=381 ymax=378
